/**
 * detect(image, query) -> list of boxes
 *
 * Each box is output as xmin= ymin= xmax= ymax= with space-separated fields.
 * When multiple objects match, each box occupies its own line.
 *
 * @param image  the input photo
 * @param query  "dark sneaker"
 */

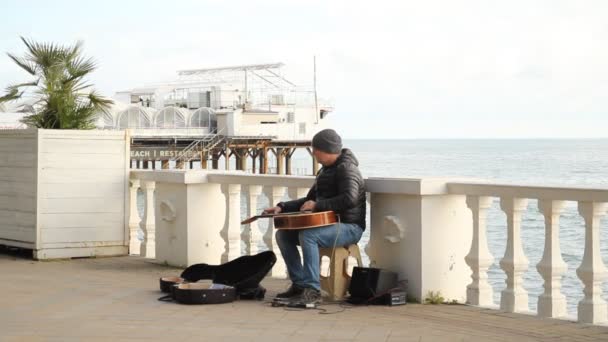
xmin=275 ymin=283 xmax=304 ymax=299
xmin=290 ymin=287 xmax=322 ymax=305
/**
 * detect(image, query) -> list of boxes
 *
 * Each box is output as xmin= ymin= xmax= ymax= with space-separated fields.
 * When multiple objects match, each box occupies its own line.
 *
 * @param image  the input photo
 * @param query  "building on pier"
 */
xmin=110 ymin=63 xmax=333 ymax=175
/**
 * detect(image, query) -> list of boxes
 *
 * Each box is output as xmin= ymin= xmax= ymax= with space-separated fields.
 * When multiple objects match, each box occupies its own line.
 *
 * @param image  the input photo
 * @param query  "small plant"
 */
xmin=424 ymin=290 xmax=444 ymax=304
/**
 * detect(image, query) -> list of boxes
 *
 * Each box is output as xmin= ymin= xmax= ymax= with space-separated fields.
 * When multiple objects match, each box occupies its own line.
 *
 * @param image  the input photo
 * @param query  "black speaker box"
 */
xmin=348 ymin=267 xmax=398 ymax=299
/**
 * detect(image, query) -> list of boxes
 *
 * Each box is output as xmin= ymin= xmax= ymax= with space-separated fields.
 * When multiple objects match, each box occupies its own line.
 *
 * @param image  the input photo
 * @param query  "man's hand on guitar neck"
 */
xmin=263 ymin=206 xmax=282 ymax=215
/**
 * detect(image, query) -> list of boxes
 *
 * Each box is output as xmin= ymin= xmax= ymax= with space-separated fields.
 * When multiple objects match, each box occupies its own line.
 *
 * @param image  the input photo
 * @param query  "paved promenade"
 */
xmin=1 ymin=251 xmax=607 ymax=341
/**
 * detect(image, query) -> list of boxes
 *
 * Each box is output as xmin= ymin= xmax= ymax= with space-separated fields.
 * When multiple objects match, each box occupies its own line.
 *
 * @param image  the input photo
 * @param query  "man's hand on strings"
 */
xmin=300 ymin=200 xmax=316 ymax=212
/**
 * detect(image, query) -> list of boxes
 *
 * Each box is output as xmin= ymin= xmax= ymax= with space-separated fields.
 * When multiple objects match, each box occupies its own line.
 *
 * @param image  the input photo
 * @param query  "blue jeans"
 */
xmin=275 ymin=223 xmax=363 ymax=290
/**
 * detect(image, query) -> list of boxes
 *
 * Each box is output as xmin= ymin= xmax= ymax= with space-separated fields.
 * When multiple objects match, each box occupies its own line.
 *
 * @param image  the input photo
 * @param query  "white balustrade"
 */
xmin=127 ymin=171 xmax=608 ymax=325
xmin=536 ymin=200 xmax=567 ymax=318
xmin=465 ymin=196 xmax=494 ymax=306
xmin=499 ymin=197 xmax=530 ymax=313
xmin=128 ymin=179 xmax=141 ymax=255
xmin=243 ymin=185 xmax=263 ymax=255
xmin=221 ymin=184 xmax=242 ymax=263
xmin=139 ymin=180 xmax=156 ymax=259
xmin=576 ymin=202 xmax=608 ymax=324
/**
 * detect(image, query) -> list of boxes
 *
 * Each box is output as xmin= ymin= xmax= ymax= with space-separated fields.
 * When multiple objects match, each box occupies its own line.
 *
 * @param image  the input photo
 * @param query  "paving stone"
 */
xmin=1 ymin=253 xmax=608 ymax=341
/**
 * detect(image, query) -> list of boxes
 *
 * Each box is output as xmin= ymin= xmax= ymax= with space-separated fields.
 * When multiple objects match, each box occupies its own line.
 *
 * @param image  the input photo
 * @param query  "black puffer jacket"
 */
xmin=278 ymin=149 xmax=366 ymax=230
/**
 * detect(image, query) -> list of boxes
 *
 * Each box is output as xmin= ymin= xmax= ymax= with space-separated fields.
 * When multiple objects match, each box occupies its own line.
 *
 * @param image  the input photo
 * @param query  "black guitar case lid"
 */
xmin=180 ymin=250 xmax=277 ymax=294
xmin=158 ymin=251 xmax=276 ymax=303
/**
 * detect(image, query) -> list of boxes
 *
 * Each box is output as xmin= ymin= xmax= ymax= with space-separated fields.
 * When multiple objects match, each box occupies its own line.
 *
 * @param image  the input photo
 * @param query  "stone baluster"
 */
xmin=499 ymin=197 xmax=529 ymax=312
xmin=264 ymin=186 xmax=287 ymax=277
xmin=140 ymin=180 xmax=156 ymax=259
xmin=221 ymin=184 xmax=242 ymax=263
xmin=128 ymin=179 xmax=142 ymax=255
xmin=576 ymin=202 xmax=608 ymax=324
xmin=465 ymin=196 xmax=494 ymax=306
xmin=536 ymin=200 xmax=567 ymax=318
xmin=243 ymin=185 xmax=263 ymax=255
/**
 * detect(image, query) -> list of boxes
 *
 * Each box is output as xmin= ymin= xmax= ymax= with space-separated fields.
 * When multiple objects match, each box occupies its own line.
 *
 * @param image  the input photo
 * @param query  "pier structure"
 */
xmin=129 ymin=134 xmax=319 ymax=175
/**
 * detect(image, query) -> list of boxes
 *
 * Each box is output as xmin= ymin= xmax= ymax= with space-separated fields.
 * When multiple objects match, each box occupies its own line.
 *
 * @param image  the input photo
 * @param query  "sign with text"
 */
xmin=130 ymin=148 xmax=200 ymax=160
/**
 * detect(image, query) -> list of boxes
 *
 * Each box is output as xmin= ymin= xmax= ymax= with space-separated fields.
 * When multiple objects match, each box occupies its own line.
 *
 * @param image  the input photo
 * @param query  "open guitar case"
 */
xmin=159 ymin=250 xmax=277 ymax=304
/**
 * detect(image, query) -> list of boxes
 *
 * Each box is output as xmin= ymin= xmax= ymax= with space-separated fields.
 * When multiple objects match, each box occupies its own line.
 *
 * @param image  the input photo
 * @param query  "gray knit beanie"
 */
xmin=312 ymin=129 xmax=342 ymax=154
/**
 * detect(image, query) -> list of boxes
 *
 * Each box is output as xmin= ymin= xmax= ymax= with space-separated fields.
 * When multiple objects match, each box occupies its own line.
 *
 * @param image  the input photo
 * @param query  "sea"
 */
xmin=140 ymin=139 xmax=608 ymax=316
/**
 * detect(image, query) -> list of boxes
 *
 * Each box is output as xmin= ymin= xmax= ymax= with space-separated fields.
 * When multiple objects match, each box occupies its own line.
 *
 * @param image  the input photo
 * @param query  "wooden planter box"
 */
xmin=0 ymin=129 xmax=130 ymax=259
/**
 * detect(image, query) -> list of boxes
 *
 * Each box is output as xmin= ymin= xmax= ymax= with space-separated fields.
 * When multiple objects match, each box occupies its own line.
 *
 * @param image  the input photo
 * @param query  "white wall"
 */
xmin=0 ymin=129 xmax=37 ymax=248
xmin=0 ymin=129 xmax=130 ymax=258
xmin=232 ymin=106 xmax=330 ymax=140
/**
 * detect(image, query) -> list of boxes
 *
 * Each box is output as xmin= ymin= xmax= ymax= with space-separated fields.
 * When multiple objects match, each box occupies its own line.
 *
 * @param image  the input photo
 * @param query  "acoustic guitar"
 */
xmin=241 ymin=211 xmax=337 ymax=230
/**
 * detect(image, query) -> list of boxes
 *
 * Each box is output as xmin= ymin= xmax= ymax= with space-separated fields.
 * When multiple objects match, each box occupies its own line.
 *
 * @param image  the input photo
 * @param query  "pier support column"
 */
xmin=211 ymin=151 xmax=219 ymax=170
xmin=276 ymin=148 xmax=284 ymax=175
xmin=251 ymin=149 xmax=258 ymax=174
xmin=225 ymin=148 xmax=231 ymax=171
xmin=261 ymin=147 xmax=268 ymax=174
xmin=201 ymin=152 xmax=208 ymax=170
xmin=240 ymin=150 xmax=248 ymax=172
xmin=189 ymin=160 xmax=194 ymax=169
xmin=285 ymin=148 xmax=296 ymax=175
xmin=136 ymin=160 xmax=141 ymax=169
xmin=234 ymin=149 xmax=242 ymax=171
xmin=142 ymin=160 xmax=149 ymax=169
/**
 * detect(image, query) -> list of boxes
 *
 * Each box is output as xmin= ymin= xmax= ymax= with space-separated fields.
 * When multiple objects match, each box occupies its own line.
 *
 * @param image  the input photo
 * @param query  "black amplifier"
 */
xmin=348 ymin=266 xmax=399 ymax=300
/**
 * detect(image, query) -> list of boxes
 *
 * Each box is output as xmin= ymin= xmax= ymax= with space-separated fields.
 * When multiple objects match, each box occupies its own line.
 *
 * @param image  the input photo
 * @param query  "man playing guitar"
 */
xmin=263 ymin=129 xmax=366 ymax=305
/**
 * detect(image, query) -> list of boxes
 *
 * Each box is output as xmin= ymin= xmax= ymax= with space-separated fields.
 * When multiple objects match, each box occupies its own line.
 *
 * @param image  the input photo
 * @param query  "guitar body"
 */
xmin=273 ymin=211 xmax=337 ymax=230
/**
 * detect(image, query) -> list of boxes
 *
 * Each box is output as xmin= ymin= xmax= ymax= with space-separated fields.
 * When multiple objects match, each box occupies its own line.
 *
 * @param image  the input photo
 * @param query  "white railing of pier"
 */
xmin=127 ymin=171 xmax=608 ymax=324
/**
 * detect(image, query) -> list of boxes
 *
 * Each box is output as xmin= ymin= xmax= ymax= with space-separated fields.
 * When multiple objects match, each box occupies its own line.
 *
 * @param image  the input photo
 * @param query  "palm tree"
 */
xmin=0 ymin=37 xmax=112 ymax=129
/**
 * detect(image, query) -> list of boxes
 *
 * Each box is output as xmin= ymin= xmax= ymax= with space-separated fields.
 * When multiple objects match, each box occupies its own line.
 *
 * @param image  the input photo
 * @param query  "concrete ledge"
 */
xmin=33 ymin=245 xmax=128 ymax=260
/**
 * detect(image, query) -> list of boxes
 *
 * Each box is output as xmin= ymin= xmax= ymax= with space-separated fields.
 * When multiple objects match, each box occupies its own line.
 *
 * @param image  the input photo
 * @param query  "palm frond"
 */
xmin=5 ymin=37 xmax=110 ymax=129
xmin=7 ymin=53 xmax=36 ymax=75
xmin=0 ymin=89 xmax=20 ymax=103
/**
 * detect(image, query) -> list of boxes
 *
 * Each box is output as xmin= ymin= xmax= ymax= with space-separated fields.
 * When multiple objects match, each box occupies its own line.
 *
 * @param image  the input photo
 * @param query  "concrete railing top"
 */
xmin=449 ymin=182 xmax=608 ymax=202
xmin=130 ymin=170 xmax=475 ymax=195
xmin=130 ymin=170 xmax=608 ymax=199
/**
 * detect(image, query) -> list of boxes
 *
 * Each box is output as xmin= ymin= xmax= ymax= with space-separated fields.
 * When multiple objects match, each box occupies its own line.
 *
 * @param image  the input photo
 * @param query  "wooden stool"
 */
xmin=319 ymin=244 xmax=363 ymax=300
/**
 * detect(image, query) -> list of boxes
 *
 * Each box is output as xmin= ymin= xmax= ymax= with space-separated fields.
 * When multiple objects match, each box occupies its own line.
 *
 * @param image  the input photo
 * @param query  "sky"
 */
xmin=1 ymin=0 xmax=608 ymax=139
